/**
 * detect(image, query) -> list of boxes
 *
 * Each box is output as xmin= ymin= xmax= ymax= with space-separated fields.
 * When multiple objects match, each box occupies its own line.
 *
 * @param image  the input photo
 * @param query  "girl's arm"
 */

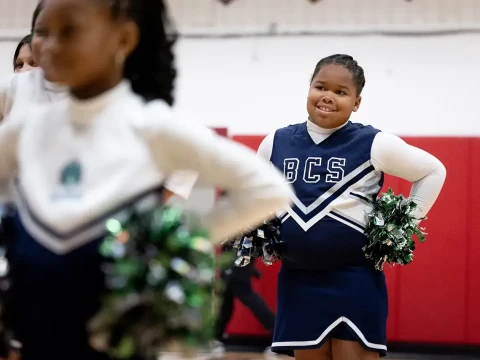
xmin=143 ymin=102 xmax=292 ymax=244
xmin=0 ymin=110 xmax=23 ymax=179
xmin=257 ymin=132 xmax=275 ymax=161
xmin=162 ymin=170 xmax=198 ymax=203
xmin=0 ymin=75 xmax=15 ymax=123
xmin=371 ymin=132 xmax=447 ymax=219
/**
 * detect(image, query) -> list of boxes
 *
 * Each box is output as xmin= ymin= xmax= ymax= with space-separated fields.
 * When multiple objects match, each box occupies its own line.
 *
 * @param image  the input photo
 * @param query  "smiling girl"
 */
xmin=258 ymin=54 xmax=446 ymax=360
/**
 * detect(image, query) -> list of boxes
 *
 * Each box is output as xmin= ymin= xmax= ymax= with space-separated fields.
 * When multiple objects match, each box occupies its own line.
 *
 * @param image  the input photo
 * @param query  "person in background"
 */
xmin=212 ymin=254 xmax=277 ymax=358
xmin=0 ymin=31 xmax=38 ymax=360
xmin=212 ymin=188 xmax=277 ymax=358
xmin=1 ymin=2 xmax=67 ymax=122
xmin=13 ymin=35 xmax=37 ymax=73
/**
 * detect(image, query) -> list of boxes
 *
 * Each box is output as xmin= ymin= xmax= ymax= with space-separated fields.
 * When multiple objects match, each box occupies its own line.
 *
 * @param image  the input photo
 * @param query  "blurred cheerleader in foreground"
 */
xmin=0 ymin=0 xmax=292 ymax=359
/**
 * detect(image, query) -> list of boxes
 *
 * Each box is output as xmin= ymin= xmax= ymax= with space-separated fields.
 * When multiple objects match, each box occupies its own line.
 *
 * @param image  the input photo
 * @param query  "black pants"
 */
xmin=215 ymin=263 xmax=275 ymax=340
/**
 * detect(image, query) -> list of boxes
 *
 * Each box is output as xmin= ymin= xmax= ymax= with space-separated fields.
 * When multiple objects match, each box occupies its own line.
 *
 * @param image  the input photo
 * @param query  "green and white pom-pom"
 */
xmin=90 ymin=206 xmax=216 ymax=360
xmin=364 ymin=188 xmax=427 ymax=271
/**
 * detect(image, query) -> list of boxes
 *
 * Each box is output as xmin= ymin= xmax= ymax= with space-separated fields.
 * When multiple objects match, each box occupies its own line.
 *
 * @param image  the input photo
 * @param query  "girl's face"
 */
xmin=307 ymin=64 xmax=361 ymax=129
xmin=14 ymin=44 xmax=37 ymax=73
xmin=34 ymin=0 xmax=137 ymax=98
xmin=31 ymin=31 xmax=43 ymax=68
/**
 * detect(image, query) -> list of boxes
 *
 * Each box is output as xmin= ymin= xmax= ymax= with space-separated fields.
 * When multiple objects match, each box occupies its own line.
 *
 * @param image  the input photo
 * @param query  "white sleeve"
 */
xmin=0 ymin=75 xmax=15 ymax=123
xmin=371 ymin=132 xmax=446 ymax=219
xmin=142 ymin=101 xmax=292 ymax=243
xmin=163 ymin=170 xmax=198 ymax=199
xmin=0 ymin=111 xmax=24 ymax=179
xmin=257 ymin=132 xmax=275 ymax=161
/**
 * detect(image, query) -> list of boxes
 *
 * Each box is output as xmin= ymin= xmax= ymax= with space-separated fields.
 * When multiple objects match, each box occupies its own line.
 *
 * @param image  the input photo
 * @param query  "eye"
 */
xmin=34 ymin=27 xmax=48 ymax=37
xmin=61 ymin=25 xmax=77 ymax=38
xmin=336 ymin=90 xmax=346 ymax=95
xmin=316 ymin=86 xmax=325 ymax=91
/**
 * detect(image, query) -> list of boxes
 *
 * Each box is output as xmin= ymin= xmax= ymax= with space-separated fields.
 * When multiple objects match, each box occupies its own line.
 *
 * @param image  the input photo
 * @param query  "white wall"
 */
xmin=175 ymin=34 xmax=480 ymax=136
xmin=1 ymin=33 xmax=479 ymax=136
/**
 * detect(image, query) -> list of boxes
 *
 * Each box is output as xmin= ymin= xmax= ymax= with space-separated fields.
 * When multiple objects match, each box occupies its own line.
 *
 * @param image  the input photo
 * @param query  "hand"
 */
xmin=0 ymin=350 xmax=21 ymax=360
xmin=8 ymin=351 xmax=21 ymax=360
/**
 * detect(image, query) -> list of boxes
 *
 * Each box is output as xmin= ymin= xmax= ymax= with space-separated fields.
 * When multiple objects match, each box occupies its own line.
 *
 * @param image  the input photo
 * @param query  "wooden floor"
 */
xmin=158 ymin=352 xmax=479 ymax=360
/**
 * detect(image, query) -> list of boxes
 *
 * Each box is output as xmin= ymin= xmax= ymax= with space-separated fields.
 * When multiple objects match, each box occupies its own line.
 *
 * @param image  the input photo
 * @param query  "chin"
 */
xmin=42 ymin=71 xmax=68 ymax=86
xmin=41 ymin=63 xmax=70 ymax=84
xmin=310 ymin=116 xmax=345 ymax=129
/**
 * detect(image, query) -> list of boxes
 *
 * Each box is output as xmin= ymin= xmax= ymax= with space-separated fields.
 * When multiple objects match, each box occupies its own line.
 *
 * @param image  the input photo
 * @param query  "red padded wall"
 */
xmin=395 ymin=138 xmax=468 ymax=343
xmin=224 ymin=135 xmax=276 ymax=336
xmin=223 ymin=134 xmax=480 ymax=346
xmin=466 ymin=139 xmax=480 ymax=344
xmin=381 ymin=175 xmax=402 ymax=342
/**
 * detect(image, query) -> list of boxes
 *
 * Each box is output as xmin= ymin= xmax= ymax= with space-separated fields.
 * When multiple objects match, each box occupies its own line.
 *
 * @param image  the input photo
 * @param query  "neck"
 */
xmin=70 ymin=73 xmax=123 ymax=100
xmin=307 ymin=117 xmax=348 ymax=133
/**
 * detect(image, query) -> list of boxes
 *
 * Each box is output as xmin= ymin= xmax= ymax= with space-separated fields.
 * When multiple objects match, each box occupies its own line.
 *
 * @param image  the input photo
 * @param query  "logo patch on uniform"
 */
xmin=51 ymin=160 xmax=83 ymax=200
xmin=61 ymin=161 xmax=82 ymax=186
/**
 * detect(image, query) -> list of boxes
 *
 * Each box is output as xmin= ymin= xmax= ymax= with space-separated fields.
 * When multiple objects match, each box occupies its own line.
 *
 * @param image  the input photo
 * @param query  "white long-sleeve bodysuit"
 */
xmin=258 ymin=119 xmax=446 ymax=220
xmin=0 ymin=69 xmax=197 ymax=200
xmin=0 ymin=80 xmax=292 ymax=254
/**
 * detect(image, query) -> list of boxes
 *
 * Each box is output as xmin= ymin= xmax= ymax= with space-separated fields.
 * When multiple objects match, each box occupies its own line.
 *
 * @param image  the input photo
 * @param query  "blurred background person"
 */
xmin=13 ymin=34 xmax=37 ymax=73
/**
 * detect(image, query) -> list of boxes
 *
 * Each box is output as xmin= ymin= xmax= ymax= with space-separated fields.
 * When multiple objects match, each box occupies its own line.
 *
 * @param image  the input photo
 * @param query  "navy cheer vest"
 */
xmin=270 ymin=121 xmax=384 ymax=271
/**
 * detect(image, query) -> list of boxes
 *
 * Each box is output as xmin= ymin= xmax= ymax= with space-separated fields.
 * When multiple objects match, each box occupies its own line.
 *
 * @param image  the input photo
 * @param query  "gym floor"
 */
xmin=159 ymin=351 xmax=480 ymax=359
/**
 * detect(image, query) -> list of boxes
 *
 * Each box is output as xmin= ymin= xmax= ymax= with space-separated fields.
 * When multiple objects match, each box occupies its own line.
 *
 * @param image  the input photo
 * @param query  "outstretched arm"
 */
xmin=143 ymin=102 xmax=292 ymax=243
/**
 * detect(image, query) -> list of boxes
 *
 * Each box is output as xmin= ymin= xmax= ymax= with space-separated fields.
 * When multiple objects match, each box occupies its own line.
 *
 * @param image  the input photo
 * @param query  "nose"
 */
xmin=321 ymin=95 xmax=334 ymax=104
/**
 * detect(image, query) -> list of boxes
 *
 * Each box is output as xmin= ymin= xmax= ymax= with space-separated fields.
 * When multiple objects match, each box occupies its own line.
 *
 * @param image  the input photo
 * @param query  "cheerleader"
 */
xmin=0 ymin=0 xmax=292 ymax=359
xmin=258 ymin=54 xmax=446 ymax=360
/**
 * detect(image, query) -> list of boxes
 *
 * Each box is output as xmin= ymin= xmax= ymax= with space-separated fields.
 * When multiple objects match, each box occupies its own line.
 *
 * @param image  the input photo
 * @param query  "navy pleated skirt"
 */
xmin=271 ymin=265 xmax=388 ymax=357
xmin=6 ymin=213 xmax=108 ymax=360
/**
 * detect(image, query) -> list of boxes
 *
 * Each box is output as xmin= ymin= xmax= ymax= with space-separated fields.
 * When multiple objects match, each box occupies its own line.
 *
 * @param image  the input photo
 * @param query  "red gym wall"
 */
xmin=224 ymin=135 xmax=480 ymax=346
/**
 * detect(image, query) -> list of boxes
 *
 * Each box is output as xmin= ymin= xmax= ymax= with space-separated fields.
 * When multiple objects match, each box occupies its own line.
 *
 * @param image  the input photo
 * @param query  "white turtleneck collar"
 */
xmin=68 ymin=80 xmax=131 ymax=126
xmin=70 ymin=81 xmax=129 ymax=109
xmin=306 ymin=118 xmax=348 ymax=144
xmin=43 ymin=79 xmax=66 ymax=93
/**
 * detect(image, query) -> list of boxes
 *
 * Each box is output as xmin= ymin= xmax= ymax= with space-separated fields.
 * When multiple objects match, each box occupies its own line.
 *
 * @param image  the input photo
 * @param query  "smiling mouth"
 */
xmin=316 ymin=106 xmax=336 ymax=112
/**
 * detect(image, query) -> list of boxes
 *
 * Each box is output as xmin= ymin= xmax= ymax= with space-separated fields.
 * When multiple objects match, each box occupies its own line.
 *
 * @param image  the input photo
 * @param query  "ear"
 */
xmin=353 ymin=96 xmax=362 ymax=112
xmin=116 ymin=20 xmax=139 ymax=61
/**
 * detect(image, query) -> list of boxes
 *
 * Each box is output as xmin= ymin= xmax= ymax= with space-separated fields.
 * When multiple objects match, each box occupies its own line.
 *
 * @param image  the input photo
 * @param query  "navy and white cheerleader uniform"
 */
xmin=257 ymin=119 xmax=446 ymax=356
xmin=0 ymin=81 xmax=292 ymax=360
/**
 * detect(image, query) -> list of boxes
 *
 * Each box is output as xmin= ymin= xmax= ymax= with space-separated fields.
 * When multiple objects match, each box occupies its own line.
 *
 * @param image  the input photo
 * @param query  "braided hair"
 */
xmin=31 ymin=2 xmax=43 ymax=33
xmin=311 ymin=54 xmax=366 ymax=95
xmin=32 ymin=0 xmax=176 ymax=105
xmin=109 ymin=0 xmax=177 ymax=105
